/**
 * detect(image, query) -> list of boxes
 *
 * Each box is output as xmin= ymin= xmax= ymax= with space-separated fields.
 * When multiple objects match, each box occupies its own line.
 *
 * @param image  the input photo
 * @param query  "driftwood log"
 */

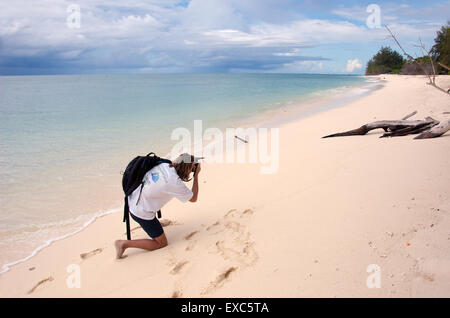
xmin=415 ymin=119 xmax=450 ymax=139
xmin=322 ymin=118 xmax=438 ymax=138
xmin=322 ymin=110 xmax=450 ymax=139
xmin=380 ymin=117 xmax=439 ymax=138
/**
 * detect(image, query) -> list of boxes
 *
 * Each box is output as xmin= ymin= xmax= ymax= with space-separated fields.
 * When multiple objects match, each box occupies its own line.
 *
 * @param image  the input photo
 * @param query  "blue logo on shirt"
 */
xmin=151 ymin=172 xmax=159 ymax=182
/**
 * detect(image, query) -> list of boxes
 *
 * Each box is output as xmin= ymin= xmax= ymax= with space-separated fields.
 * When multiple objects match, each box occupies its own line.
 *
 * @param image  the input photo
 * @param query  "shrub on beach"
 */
xmin=400 ymin=56 xmax=433 ymax=75
xmin=431 ymin=21 xmax=450 ymax=74
xmin=400 ymin=62 xmax=433 ymax=75
xmin=365 ymin=47 xmax=405 ymax=75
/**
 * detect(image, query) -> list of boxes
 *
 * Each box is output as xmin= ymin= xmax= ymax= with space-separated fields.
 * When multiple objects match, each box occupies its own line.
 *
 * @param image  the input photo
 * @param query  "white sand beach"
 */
xmin=1 ymin=75 xmax=449 ymax=298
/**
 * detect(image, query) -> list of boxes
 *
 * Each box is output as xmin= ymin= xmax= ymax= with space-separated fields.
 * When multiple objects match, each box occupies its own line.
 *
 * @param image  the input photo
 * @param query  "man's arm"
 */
xmin=189 ymin=164 xmax=200 ymax=202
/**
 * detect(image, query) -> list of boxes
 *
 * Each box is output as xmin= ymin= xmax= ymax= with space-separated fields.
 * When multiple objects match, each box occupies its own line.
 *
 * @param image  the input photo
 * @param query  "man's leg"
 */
xmin=115 ymin=232 xmax=168 ymax=259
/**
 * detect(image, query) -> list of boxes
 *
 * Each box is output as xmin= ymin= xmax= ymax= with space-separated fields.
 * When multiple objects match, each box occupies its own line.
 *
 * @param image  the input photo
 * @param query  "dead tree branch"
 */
xmin=419 ymin=38 xmax=436 ymax=84
xmin=385 ymin=25 xmax=449 ymax=96
xmin=438 ymin=62 xmax=450 ymax=71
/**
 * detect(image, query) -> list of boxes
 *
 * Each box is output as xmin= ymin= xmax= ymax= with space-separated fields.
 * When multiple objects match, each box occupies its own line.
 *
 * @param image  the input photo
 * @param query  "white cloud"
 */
xmin=200 ymin=19 xmax=386 ymax=49
xmin=268 ymin=60 xmax=325 ymax=73
xmin=346 ymin=59 xmax=362 ymax=73
xmin=273 ymin=48 xmax=301 ymax=57
xmin=0 ymin=0 xmax=447 ymax=74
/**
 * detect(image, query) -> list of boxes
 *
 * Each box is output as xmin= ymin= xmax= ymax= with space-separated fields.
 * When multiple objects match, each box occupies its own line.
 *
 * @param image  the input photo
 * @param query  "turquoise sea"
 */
xmin=0 ymin=73 xmax=374 ymax=273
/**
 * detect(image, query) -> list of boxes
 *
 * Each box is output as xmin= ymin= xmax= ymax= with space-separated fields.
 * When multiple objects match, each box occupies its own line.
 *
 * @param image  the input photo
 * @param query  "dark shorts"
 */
xmin=130 ymin=212 xmax=164 ymax=239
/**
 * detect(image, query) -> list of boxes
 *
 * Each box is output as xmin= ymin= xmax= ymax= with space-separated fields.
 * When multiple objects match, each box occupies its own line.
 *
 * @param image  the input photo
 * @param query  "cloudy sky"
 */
xmin=0 ymin=0 xmax=448 ymax=75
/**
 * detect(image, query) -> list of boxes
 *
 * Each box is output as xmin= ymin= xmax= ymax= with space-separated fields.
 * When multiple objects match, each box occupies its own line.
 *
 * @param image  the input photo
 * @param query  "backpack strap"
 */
xmin=157 ymin=158 xmax=172 ymax=165
xmin=136 ymin=181 xmax=145 ymax=206
xmin=124 ymin=196 xmax=131 ymax=240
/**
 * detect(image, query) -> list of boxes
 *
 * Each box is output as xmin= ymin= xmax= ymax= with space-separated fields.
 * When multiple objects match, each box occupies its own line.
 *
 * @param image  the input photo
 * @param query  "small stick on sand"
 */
xmin=235 ymin=135 xmax=248 ymax=143
xmin=402 ymin=111 xmax=417 ymax=120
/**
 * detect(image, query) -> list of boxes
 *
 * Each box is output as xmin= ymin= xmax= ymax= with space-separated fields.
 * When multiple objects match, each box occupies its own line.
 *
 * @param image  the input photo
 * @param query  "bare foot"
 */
xmin=114 ymin=240 xmax=127 ymax=259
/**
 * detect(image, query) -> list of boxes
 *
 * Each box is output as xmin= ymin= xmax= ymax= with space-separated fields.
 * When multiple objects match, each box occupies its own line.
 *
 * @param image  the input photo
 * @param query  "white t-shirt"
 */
xmin=128 ymin=163 xmax=193 ymax=220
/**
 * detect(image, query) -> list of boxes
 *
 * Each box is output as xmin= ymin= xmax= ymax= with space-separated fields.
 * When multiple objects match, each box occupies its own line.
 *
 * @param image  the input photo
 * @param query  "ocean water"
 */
xmin=0 ymin=73 xmax=372 ymax=273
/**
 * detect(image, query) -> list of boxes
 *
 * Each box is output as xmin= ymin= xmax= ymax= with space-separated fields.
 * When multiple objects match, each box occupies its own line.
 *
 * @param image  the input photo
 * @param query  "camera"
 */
xmin=192 ymin=157 xmax=204 ymax=175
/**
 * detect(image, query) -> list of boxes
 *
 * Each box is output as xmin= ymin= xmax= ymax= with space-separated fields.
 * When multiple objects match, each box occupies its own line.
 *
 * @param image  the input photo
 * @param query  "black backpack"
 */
xmin=122 ymin=152 xmax=171 ymax=240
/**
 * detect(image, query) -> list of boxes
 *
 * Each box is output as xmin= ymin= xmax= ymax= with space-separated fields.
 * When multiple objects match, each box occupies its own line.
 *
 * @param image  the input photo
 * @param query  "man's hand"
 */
xmin=194 ymin=163 xmax=201 ymax=177
xmin=189 ymin=163 xmax=200 ymax=202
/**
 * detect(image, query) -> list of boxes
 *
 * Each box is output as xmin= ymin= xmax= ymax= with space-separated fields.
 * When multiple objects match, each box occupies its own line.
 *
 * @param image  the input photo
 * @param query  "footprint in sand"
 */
xmin=215 ymin=239 xmax=258 ymax=267
xmin=185 ymin=240 xmax=197 ymax=251
xmin=28 ymin=276 xmax=54 ymax=294
xmin=172 ymin=290 xmax=183 ymax=298
xmin=170 ymin=261 xmax=189 ymax=275
xmin=160 ymin=219 xmax=180 ymax=227
xmin=201 ymin=267 xmax=237 ymax=295
xmin=224 ymin=208 xmax=253 ymax=219
xmin=206 ymin=221 xmax=220 ymax=231
xmin=225 ymin=209 xmax=237 ymax=217
xmin=170 ymin=208 xmax=257 ymax=295
xmin=200 ymin=208 xmax=258 ymax=295
xmin=185 ymin=231 xmax=198 ymax=240
xmin=80 ymin=248 xmax=103 ymax=260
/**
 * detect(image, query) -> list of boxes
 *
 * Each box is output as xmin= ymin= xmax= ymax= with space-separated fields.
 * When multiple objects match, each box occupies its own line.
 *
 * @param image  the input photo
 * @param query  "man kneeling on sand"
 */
xmin=115 ymin=153 xmax=201 ymax=259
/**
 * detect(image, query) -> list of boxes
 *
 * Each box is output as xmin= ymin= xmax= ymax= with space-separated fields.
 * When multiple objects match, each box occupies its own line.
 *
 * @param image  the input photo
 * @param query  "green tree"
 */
xmin=431 ymin=21 xmax=450 ymax=74
xmin=365 ymin=47 xmax=405 ymax=75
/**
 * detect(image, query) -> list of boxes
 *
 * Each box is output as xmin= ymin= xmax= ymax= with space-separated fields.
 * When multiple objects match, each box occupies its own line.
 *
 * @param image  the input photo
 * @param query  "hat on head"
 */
xmin=173 ymin=153 xmax=204 ymax=164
